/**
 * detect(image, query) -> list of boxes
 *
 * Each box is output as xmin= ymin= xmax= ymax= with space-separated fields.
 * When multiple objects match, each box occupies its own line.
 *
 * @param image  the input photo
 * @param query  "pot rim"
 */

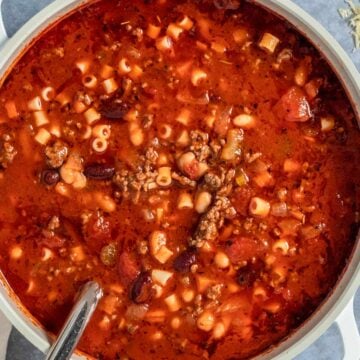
xmin=0 ymin=1 xmax=359 ymax=359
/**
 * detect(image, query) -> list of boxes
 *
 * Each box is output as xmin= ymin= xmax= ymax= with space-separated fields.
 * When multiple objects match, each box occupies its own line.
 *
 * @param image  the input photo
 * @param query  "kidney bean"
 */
xmin=236 ymin=261 xmax=264 ymax=287
xmin=42 ymin=169 xmax=60 ymax=186
xmin=130 ymin=272 xmax=153 ymax=304
xmin=173 ymin=248 xmax=197 ymax=273
xmin=99 ymin=99 xmax=130 ymax=119
xmin=84 ymin=164 xmax=115 ymax=180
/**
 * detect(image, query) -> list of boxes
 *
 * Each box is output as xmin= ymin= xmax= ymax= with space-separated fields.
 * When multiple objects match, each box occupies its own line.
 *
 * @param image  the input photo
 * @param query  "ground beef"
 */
xmin=204 ymin=171 xmax=223 ymax=191
xmin=190 ymin=196 xmax=236 ymax=247
xmin=45 ymin=141 xmax=69 ymax=168
xmin=190 ymin=130 xmax=211 ymax=162
xmin=145 ymin=146 xmax=158 ymax=164
xmin=113 ymin=147 xmax=160 ymax=201
xmin=172 ymin=172 xmax=197 ymax=188
xmin=204 ymin=168 xmax=235 ymax=195
xmin=0 ymin=134 xmax=17 ymax=169
xmin=114 ymin=165 xmax=158 ymax=202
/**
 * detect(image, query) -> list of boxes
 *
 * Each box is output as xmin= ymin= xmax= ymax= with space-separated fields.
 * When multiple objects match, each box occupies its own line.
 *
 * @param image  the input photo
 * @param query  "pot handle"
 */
xmin=0 ymin=0 xmax=8 ymax=49
xmin=335 ymin=296 xmax=360 ymax=360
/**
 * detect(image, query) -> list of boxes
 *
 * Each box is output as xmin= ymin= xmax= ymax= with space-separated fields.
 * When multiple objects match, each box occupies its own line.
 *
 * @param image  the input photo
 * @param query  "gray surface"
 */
xmin=292 ymin=0 xmax=360 ymax=71
xmin=0 ymin=0 xmax=359 ymax=359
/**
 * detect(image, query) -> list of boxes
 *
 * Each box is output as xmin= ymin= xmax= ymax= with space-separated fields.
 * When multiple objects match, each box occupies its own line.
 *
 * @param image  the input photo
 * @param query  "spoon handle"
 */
xmin=45 ymin=281 xmax=103 ymax=360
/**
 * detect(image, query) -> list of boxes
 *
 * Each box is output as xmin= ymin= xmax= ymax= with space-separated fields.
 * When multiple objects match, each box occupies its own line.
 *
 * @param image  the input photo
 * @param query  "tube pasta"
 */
xmin=28 ymin=96 xmax=43 ymax=111
xmin=176 ymin=109 xmax=191 ymax=126
xmin=55 ymin=91 xmax=71 ymax=107
xmin=129 ymin=65 xmax=143 ymax=80
xmin=156 ymin=36 xmax=173 ymax=52
xmin=272 ymin=239 xmax=290 ymax=254
xmin=191 ymin=68 xmax=207 ymax=86
xmin=118 ymin=58 xmax=131 ymax=74
xmin=159 ymin=124 xmax=173 ymax=139
xmin=82 ymin=74 xmax=98 ymax=89
xmin=82 ymin=126 xmax=92 ymax=140
xmin=177 ymin=15 xmax=194 ymax=31
xmin=92 ymin=125 xmax=111 ymax=140
xmin=41 ymin=87 xmax=56 ymax=101
xmin=73 ymin=100 xmax=88 ymax=114
xmin=34 ymin=128 xmax=52 ymax=145
xmin=102 ymin=78 xmax=119 ymax=94
xmin=100 ymin=64 xmax=115 ymax=79
xmin=146 ymin=24 xmax=161 ymax=39
xmin=166 ymin=23 xmax=184 ymax=40
xmin=164 ymin=294 xmax=181 ymax=312
xmin=50 ymin=124 xmax=61 ymax=138
xmin=33 ymin=111 xmax=49 ymax=127
xmin=156 ymin=167 xmax=172 ymax=187
xmin=176 ymin=130 xmax=190 ymax=147
xmin=84 ymin=107 xmax=101 ymax=124
xmin=92 ymin=137 xmax=108 ymax=153
xmin=249 ymin=197 xmax=271 ymax=217
xmin=253 ymin=286 xmax=267 ymax=299
xmin=177 ymin=192 xmax=193 ymax=209
xmin=76 ymin=59 xmax=91 ymax=74
xmin=259 ymin=33 xmax=280 ymax=53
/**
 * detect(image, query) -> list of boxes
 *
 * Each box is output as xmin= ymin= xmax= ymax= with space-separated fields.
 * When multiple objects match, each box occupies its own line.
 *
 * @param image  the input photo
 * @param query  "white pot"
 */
xmin=0 ymin=1 xmax=359 ymax=359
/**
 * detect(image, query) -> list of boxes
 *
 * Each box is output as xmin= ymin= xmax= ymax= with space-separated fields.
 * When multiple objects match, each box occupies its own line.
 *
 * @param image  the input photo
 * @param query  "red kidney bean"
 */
xmin=236 ymin=261 xmax=264 ymax=287
xmin=84 ymin=164 xmax=115 ymax=180
xmin=130 ymin=272 xmax=153 ymax=304
xmin=99 ymin=98 xmax=130 ymax=119
xmin=42 ymin=169 xmax=60 ymax=186
xmin=173 ymin=248 xmax=197 ymax=273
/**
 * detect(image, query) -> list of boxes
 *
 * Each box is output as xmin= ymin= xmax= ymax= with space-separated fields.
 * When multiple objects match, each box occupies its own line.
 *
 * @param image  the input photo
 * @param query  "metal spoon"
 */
xmin=45 ymin=281 xmax=103 ymax=360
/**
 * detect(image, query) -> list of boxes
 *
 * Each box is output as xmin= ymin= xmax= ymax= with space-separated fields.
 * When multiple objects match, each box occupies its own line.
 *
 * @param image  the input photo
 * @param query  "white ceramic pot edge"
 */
xmin=0 ymin=1 xmax=359 ymax=359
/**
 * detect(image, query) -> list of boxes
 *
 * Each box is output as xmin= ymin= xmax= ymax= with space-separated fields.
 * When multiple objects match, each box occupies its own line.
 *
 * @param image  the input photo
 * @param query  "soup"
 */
xmin=0 ymin=0 xmax=359 ymax=359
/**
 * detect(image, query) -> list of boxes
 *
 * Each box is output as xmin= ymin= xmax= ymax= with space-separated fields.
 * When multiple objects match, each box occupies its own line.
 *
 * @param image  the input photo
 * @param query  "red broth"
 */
xmin=0 ymin=0 xmax=359 ymax=359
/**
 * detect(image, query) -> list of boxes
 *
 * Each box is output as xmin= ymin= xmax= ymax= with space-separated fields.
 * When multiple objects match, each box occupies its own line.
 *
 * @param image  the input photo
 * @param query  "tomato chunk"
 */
xmin=183 ymin=159 xmax=200 ymax=180
xmin=83 ymin=214 xmax=111 ymax=252
xmin=118 ymin=252 xmax=140 ymax=287
xmin=225 ymin=236 xmax=265 ymax=263
xmin=275 ymin=86 xmax=311 ymax=122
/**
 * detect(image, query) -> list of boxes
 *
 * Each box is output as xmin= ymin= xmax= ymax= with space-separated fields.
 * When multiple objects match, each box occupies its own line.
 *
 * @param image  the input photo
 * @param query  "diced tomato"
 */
xmin=232 ymin=186 xmax=254 ymax=216
xmin=275 ymin=86 xmax=312 ymax=122
xmin=183 ymin=159 xmax=200 ymax=180
xmin=118 ymin=252 xmax=140 ymax=287
xmin=225 ymin=236 xmax=265 ymax=264
xmin=83 ymin=214 xmax=111 ymax=252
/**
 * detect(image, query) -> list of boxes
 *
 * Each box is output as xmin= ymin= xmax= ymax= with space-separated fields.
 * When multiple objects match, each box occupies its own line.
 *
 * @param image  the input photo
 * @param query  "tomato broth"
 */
xmin=0 ymin=0 xmax=359 ymax=359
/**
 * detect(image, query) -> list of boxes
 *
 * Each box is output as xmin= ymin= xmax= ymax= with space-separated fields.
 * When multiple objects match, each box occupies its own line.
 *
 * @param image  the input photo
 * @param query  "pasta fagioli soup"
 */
xmin=0 ymin=0 xmax=359 ymax=359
